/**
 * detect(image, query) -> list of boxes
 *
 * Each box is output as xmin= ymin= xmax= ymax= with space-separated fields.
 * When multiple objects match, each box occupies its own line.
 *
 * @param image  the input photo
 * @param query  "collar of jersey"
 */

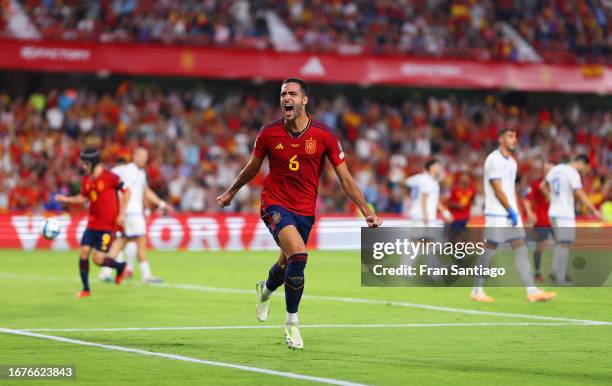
xmin=283 ymin=115 xmax=312 ymax=139
xmin=497 ymin=148 xmax=511 ymax=160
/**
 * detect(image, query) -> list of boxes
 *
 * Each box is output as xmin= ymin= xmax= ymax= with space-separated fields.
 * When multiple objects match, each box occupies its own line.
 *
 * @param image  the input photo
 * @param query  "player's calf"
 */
xmin=285 ymin=253 xmax=307 ymax=312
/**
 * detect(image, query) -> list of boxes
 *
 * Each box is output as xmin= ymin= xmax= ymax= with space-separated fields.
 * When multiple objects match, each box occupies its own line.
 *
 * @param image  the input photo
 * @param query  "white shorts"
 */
xmin=407 ymin=220 xmax=445 ymax=241
xmin=550 ymin=217 xmax=576 ymax=243
xmin=124 ymin=213 xmax=146 ymax=238
xmin=484 ymin=214 xmax=525 ymax=244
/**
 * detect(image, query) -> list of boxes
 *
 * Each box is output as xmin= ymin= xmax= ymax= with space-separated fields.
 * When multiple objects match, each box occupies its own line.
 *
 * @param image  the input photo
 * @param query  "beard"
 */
xmin=284 ymin=103 xmax=302 ymax=121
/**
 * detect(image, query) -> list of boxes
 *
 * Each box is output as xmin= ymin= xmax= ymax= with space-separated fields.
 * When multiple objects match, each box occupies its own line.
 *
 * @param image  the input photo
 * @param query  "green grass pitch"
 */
xmin=0 ymin=249 xmax=611 ymax=385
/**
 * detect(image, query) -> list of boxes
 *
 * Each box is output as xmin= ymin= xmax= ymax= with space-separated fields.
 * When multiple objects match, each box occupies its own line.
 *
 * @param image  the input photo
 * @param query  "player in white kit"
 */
xmin=403 ymin=159 xmax=452 ymax=274
xmin=100 ymin=147 xmax=170 ymax=283
xmin=405 ymin=159 xmax=453 ymax=239
xmin=471 ymin=128 xmax=556 ymax=302
xmin=542 ymin=154 xmax=601 ymax=283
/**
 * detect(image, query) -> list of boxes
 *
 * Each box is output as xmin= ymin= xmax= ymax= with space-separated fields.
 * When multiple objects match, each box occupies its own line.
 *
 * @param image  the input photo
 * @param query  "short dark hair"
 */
xmin=574 ymin=154 xmax=590 ymax=165
xmin=425 ymin=158 xmax=439 ymax=171
xmin=498 ymin=127 xmax=515 ymax=137
xmin=80 ymin=147 xmax=101 ymax=168
xmin=281 ymin=77 xmax=309 ymax=96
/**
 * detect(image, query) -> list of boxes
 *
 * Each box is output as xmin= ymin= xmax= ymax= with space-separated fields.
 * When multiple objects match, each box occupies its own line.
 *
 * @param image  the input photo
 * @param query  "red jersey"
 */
xmin=526 ymin=177 xmax=551 ymax=227
xmin=80 ymin=169 xmax=124 ymax=230
xmin=253 ymin=117 xmax=345 ymax=216
xmin=447 ymin=185 xmax=475 ymax=221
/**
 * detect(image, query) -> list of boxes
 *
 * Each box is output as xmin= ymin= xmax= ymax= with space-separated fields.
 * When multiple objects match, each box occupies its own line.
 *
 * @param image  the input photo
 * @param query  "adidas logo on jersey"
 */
xmin=275 ymin=143 xmax=284 ymax=150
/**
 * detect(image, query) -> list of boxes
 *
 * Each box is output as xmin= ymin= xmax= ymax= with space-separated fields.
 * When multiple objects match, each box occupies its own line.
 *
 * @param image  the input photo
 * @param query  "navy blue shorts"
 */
xmin=450 ymin=219 xmax=469 ymax=230
xmin=260 ymin=205 xmax=315 ymax=245
xmin=81 ymin=229 xmax=114 ymax=253
xmin=534 ymin=226 xmax=553 ymax=242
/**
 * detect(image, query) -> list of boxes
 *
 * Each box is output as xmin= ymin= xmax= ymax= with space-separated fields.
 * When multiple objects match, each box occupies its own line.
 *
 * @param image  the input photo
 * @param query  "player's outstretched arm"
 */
xmin=145 ymin=187 xmax=173 ymax=213
xmin=332 ymin=162 xmax=381 ymax=227
xmin=574 ymin=188 xmax=602 ymax=219
xmin=54 ymin=194 xmax=87 ymax=205
xmin=216 ymin=155 xmax=264 ymax=208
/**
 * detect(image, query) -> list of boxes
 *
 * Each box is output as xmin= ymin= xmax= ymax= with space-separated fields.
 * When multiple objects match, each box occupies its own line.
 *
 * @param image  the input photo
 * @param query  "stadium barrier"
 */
xmin=1 ymin=214 xmax=606 ymax=251
xmin=0 ymin=38 xmax=610 ymax=93
xmin=2 ymin=213 xmax=414 ymax=251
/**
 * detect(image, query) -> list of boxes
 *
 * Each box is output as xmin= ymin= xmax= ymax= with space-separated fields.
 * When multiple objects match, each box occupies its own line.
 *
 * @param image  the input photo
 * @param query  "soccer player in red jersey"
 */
xmin=523 ymin=161 xmax=554 ymax=282
xmin=446 ymin=171 xmax=476 ymax=242
xmin=55 ymin=148 xmax=130 ymax=298
xmin=217 ymin=78 xmax=382 ymax=350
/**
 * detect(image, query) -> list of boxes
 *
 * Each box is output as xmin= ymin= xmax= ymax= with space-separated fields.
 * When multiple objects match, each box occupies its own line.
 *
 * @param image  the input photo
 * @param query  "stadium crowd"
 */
xmin=2 ymin=0 xmax=610 ymax=63
xmin=0 ymin=83 xmax=610 ymax=217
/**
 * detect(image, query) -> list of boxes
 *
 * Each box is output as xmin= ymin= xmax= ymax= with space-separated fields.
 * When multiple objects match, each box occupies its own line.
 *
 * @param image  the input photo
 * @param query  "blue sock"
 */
xmin=79 ymin=259 xmax=90 ymax=291
xmin=265 ymin=263 xmax=285 ymax=292
xmin=284 ymin=253 xmax=307 ymax=314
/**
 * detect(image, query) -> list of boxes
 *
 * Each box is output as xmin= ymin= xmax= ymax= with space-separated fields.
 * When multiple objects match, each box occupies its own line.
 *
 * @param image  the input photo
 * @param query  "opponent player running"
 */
xmin=217 ymin=78 xmax=382 ymax=350
xmin=55 ymin=148 xmax=130 ymax=298
xmin=523 ymin=161 xmax=554 ymax=282
xmin=471 ymin=129 xmax=556 ymax=302
xmin=99 ymin=147 xmax=170 ymax=283
xmin=541 ymin=155 xmax=601 ymax=284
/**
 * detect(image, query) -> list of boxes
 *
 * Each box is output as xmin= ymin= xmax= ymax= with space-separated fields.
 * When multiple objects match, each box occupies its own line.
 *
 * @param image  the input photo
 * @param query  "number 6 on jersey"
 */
xmin=289 ymin=154 xmax=300 ymax=171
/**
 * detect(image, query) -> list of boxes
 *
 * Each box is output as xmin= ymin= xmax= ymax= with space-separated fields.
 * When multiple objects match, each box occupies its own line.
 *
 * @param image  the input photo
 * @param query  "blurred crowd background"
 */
xmin=1 ymin=82 xmax=610 ymax=216
xmin=1 ymin=0 xmax=611 ymax=218
xmin=2 ymin=0 xmax=611 ymax=63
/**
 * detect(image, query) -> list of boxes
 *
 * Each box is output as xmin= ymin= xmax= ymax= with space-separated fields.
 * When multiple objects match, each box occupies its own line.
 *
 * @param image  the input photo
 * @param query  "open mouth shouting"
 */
xmin=283 ymin=103 xmax=296 ymax=119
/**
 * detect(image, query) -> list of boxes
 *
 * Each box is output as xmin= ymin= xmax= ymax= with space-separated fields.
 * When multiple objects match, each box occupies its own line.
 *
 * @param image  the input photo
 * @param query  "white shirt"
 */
xmin=112 ymin=163 xmax=147 ymax=214
xmin=484 ymin=149 xmax=518 ymax=216
xmin=406 ymin=172 xmax=439 ymax=221
xmin=546 ymin=164 xmax=582 ymax=219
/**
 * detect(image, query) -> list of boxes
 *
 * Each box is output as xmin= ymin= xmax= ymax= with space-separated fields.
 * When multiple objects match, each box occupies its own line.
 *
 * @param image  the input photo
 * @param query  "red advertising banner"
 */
xmin=3 ymin=213 xmax=412 ymax=251
xmin=1 ymin=213 xmax=605 ymax=251
xmin=0 ymin=38 xmax=610 ymax=93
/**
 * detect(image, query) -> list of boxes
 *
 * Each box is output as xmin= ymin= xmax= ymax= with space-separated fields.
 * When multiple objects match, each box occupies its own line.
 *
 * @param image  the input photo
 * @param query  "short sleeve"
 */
xmin=486 ymin=157 xmax=503 ymax=180
xmin=570 ymin=169 xmax=582 ymax=190
xmin=326 ymin=132 xmax=345 ymax=166
xmin=109 ymin=172 xmax=124 ymax=190
xmin=252 ymin=131 xmax=268 ymax=159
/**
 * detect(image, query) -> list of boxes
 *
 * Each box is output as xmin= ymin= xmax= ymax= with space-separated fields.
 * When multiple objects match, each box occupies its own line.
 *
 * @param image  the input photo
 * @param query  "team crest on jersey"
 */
xmin=97 ymin=180 xmax=105 ymax=191
xmin=272 ymin=211 xmax=282 ymax=224
xmin=305 ymin=139 xmax=316 ymax=154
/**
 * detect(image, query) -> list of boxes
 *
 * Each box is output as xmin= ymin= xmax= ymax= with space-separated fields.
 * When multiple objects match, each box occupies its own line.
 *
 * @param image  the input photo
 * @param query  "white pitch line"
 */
xmin=1 ymin=272 xmax=610 ymax=325
xmin=0 ymin=327 xmax=367 ymax=386
xmin=19 ymin=321 xmax=610 ymax=333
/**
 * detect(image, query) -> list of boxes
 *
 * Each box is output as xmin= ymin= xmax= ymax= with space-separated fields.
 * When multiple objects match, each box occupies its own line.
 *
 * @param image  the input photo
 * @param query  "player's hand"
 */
xmin=507 ymin=208 xmax=518 ymax=227
xmin=527 ymin=212 xmax=536 ymax=225
xmin=365 ymin=215 xmax=382 ymax=228
xmin=442 ymin=209 xmax=453 ymax=223
xmin=216 ymin=191 xmax=234 ymax=208
xmin=116 ymin=213 xmax=125 ymax=226
xmin=54 ymin=194 xmax=67 ymax=203
xmin=158 ymin=201 xmax=174 ymax=215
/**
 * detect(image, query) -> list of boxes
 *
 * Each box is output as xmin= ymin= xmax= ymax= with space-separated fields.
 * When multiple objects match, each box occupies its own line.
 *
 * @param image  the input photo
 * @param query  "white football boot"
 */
xmin=285 ymin=323 xmax=304 ymax=350
xmin=255 ymin=281 xmax=270 ymax=322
